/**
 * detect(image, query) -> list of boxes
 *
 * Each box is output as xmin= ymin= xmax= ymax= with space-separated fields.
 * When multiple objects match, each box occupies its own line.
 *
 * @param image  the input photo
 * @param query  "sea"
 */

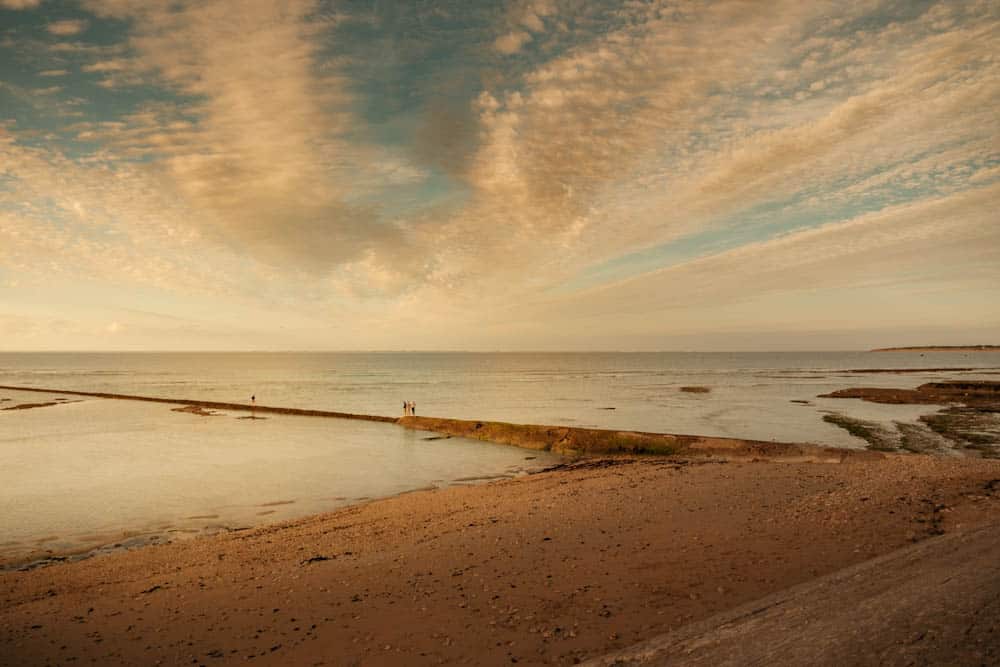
xmin=2 ymin=350 xmax=998 ymax=566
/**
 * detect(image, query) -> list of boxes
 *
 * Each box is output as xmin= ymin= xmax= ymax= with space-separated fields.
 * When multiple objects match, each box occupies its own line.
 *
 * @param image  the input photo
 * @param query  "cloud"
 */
xmin=80 ymin=57 xmax=145 ymax=87
xmin=39 ymin=69 xmax=69 ymax=76
xmin=527 ymin=183 xmax=1000 ymax=323
xmin=65 ymin=0 xmax=421 ymax=279
xmin=81 ymin=58 xmax=129 ymax=72
xmin=47 ymin=19 xmax=89 ymax=36
xmin=346 ymin=0 xmax=1000 ymax=343
xmin=0 ymin=129 xmax=256 ymax=299
xmin=0 ymin=0 xmax=41 ymax=9
xmin=492 ymin=0 xmax=557 ymax=54
xmin=494 ymin=30 xmax=531 ymax=55
xmin=1 ymin=0 xmax=997 ymax=349
xmin=456 ymin=1 xmax=996 ymax=284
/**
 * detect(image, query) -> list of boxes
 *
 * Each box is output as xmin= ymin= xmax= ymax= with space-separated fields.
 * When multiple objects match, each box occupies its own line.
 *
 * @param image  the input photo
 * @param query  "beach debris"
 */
xmin=171 ymin=404 xmax=221 ymax=417
xmin=302 ymin=555 xmax=333 ymax=565
xmin=139 ymin=584 xmax=165 ymax=595
xmin=259 ymin=499 xmax=295 ymax=507
xmin=679 ymin=386 xmax=711 ymax=393
xmin=3 ymin=400 xmax=73 ymax=411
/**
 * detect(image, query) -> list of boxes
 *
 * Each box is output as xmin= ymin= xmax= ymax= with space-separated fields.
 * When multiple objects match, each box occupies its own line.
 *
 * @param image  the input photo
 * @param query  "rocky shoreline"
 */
xmin=820 ymin=381 xmax=1000 ymax=457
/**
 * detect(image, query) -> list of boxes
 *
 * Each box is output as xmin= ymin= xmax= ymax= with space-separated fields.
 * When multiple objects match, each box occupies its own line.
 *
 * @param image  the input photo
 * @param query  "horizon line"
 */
xmin=2 ymin=347 xmax=992 ymax=354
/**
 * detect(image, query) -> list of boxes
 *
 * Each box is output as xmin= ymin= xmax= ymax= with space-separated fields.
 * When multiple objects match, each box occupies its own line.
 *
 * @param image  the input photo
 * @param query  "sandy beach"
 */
xmin=3 ymin=450 xmax=999 ymax=666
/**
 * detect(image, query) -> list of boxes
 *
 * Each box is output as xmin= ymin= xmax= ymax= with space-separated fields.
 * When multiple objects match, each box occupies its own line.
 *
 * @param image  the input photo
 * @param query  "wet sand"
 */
xmin=2 ymin=453 xmax=999 ymax=666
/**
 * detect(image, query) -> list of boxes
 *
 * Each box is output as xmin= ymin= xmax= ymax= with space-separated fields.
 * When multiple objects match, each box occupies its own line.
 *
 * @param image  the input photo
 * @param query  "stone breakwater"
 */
xmin=0 ymin=385 xmax=397 ymax=423
xmin=397 ymin=415 xmax=882 ymax=461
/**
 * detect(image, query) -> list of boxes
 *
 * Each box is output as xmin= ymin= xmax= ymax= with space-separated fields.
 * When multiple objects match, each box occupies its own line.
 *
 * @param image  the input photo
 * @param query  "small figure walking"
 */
xmin=251 ymin=394 xmax=256 ymax=418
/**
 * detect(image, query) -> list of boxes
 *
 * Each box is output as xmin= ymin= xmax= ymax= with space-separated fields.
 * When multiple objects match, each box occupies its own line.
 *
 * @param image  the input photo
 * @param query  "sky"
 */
xmin=0 ymin=0 xmax=997 ymax=351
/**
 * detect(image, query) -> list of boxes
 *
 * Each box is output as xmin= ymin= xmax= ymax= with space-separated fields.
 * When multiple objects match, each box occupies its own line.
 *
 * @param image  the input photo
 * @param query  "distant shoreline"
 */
xmin=871 ymin=345 xmax=1000 ymax=352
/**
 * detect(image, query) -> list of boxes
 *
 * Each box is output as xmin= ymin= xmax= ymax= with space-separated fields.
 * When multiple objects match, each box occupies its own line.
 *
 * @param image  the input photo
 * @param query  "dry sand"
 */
xmin=2 ymin=453 xmax=999 ymax=666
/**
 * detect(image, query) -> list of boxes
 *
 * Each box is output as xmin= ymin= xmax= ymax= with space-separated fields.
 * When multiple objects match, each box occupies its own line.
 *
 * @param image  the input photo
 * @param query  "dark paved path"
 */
xmin=585 ymin=523 xmax=1000 ymax=666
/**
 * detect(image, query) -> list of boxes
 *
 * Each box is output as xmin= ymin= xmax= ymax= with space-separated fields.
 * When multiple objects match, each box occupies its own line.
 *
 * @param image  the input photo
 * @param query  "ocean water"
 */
xmin=2 ymin=351 xmax=998 ymax=564
xmin=3 ymin=350 xmax=999 ymax=438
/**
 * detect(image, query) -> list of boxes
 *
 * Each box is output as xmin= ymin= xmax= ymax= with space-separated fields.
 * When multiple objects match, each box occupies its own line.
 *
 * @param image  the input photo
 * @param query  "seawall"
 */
xmin=0 ymin=385 xmax=397 ymax=423
xmin=397 ymin=415 xmax=882 ymax=461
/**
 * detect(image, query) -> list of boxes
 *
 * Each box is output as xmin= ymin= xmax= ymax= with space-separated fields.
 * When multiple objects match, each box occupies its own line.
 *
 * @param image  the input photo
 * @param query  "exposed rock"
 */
xmin=820 ymin=381 xmax=1000 ymax=408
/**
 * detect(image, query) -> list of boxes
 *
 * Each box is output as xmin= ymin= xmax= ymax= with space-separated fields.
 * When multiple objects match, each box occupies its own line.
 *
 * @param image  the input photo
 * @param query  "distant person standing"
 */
xmin=403 ymin=400 xmax=409 ymax=417
xmin=251 ymin=394 xmax=256 ymax=418
xmin=411 ymin=401 xmax=416 ymax=416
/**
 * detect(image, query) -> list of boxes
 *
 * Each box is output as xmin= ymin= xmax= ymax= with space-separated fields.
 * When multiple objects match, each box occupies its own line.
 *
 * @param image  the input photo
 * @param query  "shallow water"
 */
xmin=2 ymin=351 xmax=998 ymax=563
xmin=0 ymin=388 xmax=560 ymax=564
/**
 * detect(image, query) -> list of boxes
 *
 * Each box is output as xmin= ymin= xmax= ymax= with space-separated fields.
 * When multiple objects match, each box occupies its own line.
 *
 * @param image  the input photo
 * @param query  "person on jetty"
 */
xmin=403 ymin=400 xmax=409 ymax=417
xmin=411 ymin=401 xmax=416 ymax=416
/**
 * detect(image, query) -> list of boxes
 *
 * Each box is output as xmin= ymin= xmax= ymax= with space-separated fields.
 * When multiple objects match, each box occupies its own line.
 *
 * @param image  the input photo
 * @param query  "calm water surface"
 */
xmin=4 ymin=351 xmax=999 ymax=437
